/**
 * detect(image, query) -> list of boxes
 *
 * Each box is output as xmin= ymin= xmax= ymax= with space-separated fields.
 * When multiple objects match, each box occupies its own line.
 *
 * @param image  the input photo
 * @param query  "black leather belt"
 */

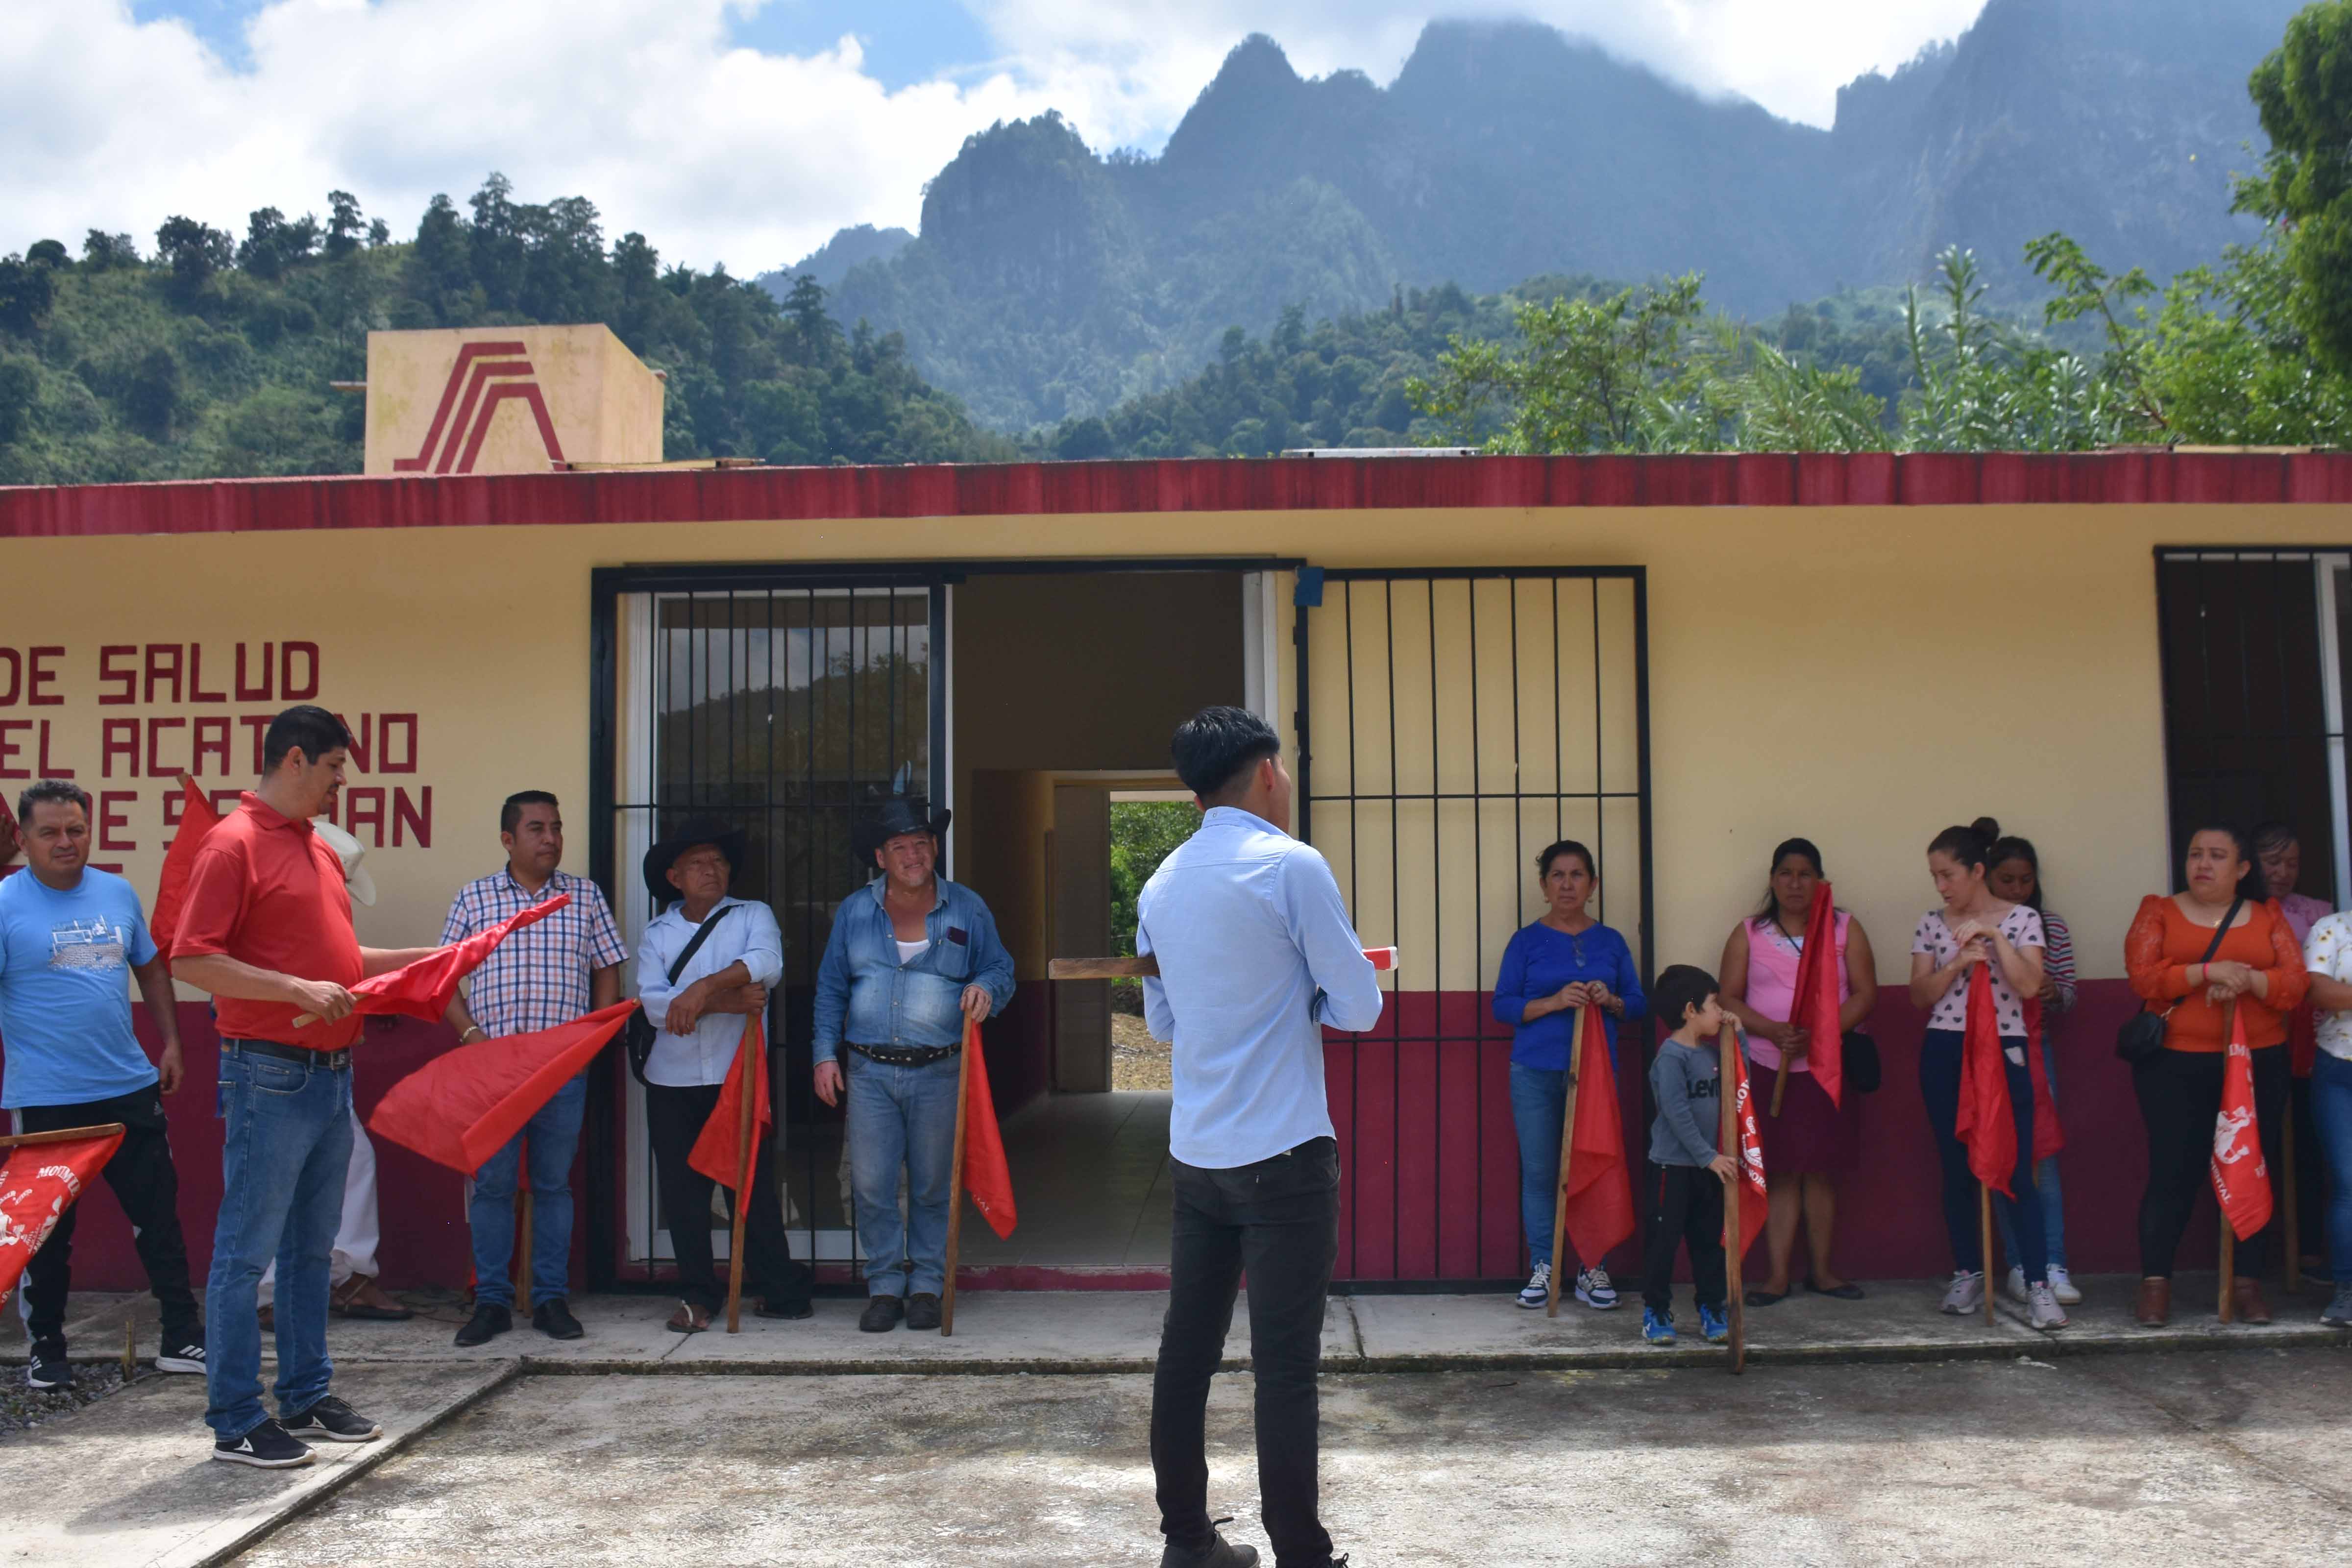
xmin=847 ymin=1041 xmax=957 ymax=1067
xmin=223 ymin=1037 xmax=353 ymax=1072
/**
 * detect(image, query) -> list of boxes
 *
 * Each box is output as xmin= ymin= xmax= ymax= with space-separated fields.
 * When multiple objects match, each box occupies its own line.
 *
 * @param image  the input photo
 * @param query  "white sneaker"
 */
xmin=1574 ymin=1267 xmax=1620 ymax=1310
xmin=1939 ymin=1270 xmax=1985 ymax=1315
xmin=2005 ymin=1266 xmax=2029 ymax=1303
xmin=2047 ymin=1266 xmax=2082 ymax=1305
xmin=1516 ymin=1263 xmax=1551 ymax=1310
xmin=2028 ymin=1282 xmax=2070 ymax=1329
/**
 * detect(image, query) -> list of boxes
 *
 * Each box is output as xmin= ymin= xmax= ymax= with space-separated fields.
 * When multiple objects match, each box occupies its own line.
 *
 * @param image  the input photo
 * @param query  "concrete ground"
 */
xmin=236 ymin=1348 xmax=2352 ymax=1567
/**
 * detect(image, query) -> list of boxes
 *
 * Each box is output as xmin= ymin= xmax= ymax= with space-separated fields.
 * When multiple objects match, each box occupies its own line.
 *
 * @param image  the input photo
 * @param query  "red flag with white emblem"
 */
xmin=2210 ymin=1007 xmax=2273 ymax=1241
xmin=1724 ymin=1040 xmax=1769 ymax=1260
xmin=0 ymin=1127 xmax=125 ymax=1310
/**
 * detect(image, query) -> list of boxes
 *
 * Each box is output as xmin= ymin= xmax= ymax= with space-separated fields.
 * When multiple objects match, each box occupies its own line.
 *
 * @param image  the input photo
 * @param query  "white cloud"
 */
xmin=0 ymin=1 xmax=1988 ymax=271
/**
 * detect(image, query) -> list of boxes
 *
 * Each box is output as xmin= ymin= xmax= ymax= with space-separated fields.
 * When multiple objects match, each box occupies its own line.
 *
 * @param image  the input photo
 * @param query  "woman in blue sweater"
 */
xmin=1494 ymin=839 xmax=1647 ymax=1309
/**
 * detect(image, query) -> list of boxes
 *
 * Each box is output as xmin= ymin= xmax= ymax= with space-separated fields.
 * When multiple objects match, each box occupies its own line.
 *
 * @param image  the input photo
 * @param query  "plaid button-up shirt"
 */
xmin=440 ymin=869 xmax=627 ymax=1039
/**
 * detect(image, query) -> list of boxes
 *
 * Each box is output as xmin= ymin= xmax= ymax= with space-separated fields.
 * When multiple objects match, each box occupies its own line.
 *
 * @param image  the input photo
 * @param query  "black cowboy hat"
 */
xmin=856 ymin=796 xmax=951 ymax=861
xmin=644 ymin=815 xmax=751 ymax=907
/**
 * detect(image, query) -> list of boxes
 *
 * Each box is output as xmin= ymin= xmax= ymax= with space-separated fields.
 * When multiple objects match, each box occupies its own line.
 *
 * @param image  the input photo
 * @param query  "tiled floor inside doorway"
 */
xmin=955 ymin=1090 xmax=1174 ymax=1272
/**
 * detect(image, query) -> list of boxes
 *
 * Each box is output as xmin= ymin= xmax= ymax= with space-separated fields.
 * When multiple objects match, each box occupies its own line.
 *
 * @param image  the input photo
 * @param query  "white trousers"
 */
xmin=256 ymin=1107 xmax=379 ymax=1304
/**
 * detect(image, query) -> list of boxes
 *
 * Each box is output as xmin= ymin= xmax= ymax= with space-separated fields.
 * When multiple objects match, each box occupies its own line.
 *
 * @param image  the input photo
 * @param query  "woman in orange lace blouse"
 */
xmin=2123 ymin=825 xmax=2308 ymax=1326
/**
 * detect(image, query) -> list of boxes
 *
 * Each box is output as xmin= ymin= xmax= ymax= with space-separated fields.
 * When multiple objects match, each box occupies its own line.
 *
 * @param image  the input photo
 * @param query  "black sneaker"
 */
xmin=532 ymin=1299 xmax=585 ymax=1340
xmin=904 ymin=1292 xmax=943 ymax=1331
xmin=213 ymin=1418 xmax=315 ymax=1469
xmin=753 ymin=1297 xmax=814 ymax=1321
xmin=454 ymin=1302 xmax=512 ymax=1348
xmin=155 ymin=1339 xmax=206 ymax=1375
xmin=1159 ymin=1528 xmax=1259 ymax=1567
xmin=26 ymin=1348 xmax=72 ymax=1391
xmin=280 ymin=1395 xmax=382 ymax=1444
xmin=858 ymin=1295 xmax=905 ymax=1333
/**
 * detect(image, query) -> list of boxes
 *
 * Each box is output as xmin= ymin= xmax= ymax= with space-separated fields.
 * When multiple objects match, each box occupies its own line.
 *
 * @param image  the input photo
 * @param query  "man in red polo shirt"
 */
xmin=172 ymin=706 xmax=437 ymax=1470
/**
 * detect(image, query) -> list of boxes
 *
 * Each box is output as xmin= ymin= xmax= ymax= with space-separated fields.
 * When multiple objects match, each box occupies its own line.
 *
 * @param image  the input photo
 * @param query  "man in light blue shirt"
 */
xmin=1137 ymin=708 xmax=1381 ymax=1568
xmin=632 ymin=817 xmax=806 ymax=1333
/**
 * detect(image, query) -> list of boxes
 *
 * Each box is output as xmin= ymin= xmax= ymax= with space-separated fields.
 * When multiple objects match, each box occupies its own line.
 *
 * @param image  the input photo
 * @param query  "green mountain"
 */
xmin=812 ymin=0 xmax=2303 ymax=430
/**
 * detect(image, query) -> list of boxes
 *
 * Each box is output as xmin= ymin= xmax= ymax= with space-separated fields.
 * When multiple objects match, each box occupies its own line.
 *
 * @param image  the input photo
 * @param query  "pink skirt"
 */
xmin=1752 ymin=1058 xmax=1861 ymax=1175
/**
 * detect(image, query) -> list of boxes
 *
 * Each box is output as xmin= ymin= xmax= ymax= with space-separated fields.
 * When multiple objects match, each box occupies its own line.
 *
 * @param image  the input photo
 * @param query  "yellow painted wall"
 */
xmin=5 ymin=498 xmax=2348 ymax=991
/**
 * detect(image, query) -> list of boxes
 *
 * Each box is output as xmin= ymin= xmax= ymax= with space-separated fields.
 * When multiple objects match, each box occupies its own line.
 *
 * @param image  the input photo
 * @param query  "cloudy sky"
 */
xmin=3 ymin=0 xmax=1989 ymax=275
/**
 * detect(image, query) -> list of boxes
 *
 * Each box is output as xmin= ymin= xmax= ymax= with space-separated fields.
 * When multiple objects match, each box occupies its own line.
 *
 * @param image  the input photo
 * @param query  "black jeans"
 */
xmin=2134 ymin=1043 xmax=2289 ymax=1278
xmin=1641 ymin=1163 xmax=1726 ymax=1314
xmin=643 ymin=1081 xmax=808 ymax=1314
xmin=17 ymin=1086 xmax=202 ymax=1354
xmin=1918 ymin=1028 xmax=2047 ymax=1283
xmin=1152 ymin=1136 xmax=1340 ymax=1568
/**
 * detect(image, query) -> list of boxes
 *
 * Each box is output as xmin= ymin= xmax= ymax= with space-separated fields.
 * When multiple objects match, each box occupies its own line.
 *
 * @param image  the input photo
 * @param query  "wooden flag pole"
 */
xmin=2219 ymin=1000 xmax=2238 ymax=1324
xmin=0 ymin=1123 xmax=125 ymax=1151
xmin=1719 ymin=1022 xmax=1747 ymax=1374
xmin=1769 ymin=1055 xmax=1790 ymax=1119
xmin=724 ymin=1040 xmax=758 ymax=1334
xmin=515 ymin=1175 xmax=534 ymax=1303
xmin=1546 ymin=1006 xmax=1587 ymax=1319
xmin=1979 ymin=1179 xmax=1997 ymax=1327
xmin=2283 ymin=1098 xmax=2302 ymax=1293
xmin=940 ymin=1022 xmax=976 ymax=1337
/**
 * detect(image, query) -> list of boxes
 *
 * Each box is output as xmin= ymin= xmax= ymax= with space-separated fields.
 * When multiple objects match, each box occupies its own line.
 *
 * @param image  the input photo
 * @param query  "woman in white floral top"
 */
xmin=1907 ymin=822 xmax=2061 ymax=1326
xmin=2302 ymin=911 xmax=2352 ymax=1327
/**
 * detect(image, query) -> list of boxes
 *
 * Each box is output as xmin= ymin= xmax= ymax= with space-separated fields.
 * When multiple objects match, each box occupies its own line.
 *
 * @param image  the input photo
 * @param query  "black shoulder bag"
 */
xmin=2115 ymin=896 xmax=2240 ymax=1064
xmin=623 ymin=904 xmax=737 ymax=1085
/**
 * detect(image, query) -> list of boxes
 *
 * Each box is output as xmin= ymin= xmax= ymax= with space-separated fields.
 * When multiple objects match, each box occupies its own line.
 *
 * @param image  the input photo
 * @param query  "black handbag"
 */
xmin=2115 ymin=897 xmax=2240 ymax=1064
xmin=623 ymin=904 xmax=736 ymax=1085
xmin=1842 ymin=1030 xmax=1882 ymax=1094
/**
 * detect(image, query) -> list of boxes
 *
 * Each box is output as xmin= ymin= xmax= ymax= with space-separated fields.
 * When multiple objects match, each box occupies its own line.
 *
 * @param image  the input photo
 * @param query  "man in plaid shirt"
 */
xmin=441 ymin=792 xmax=626 ymax=1347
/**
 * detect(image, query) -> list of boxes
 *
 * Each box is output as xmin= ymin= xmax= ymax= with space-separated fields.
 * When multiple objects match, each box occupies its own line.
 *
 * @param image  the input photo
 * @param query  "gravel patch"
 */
xmin=0 ymin=1361 xmax=131 ymax=1441
xmin=1110 ymin=1012 xmax=1171 ymax=1091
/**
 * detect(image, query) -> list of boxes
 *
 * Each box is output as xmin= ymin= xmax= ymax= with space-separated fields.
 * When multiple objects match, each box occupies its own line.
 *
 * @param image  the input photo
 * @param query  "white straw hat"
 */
xmin=311 ymin=817 xmax=378 ymax=907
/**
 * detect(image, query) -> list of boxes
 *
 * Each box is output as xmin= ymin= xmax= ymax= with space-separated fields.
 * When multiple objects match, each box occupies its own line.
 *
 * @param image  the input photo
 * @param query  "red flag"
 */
xmin=150 ymin=775 xmax=220 ymax=954
xmin=368 ymin=1003 xmax=635 ymax=1173
xmin=689 ymin=1018 xmax=773 ymax=1189
xmin=959 ymin=1018 xmax=1018 ymax=1239
xmin=2211 ymin=1008 xmax=2274 ymax=1241
xmin=1784 ymin=885 xmax=1845 ymax=1108
xmin=1560 ymin=1004 xmax=1635 ymax=1264
xmin=338 ymin=895 xmax=571 ymax=1023
xmin=0 ymin=1127 xmax=125 ymax=1309
xmin=1953 ymin=965 xmax=2019 ymax=1197
xmin=2019 ymin=998 xmax=2064 ymax=1163
xmin=1724 ymin=1039 xmax=1769 ymax=1261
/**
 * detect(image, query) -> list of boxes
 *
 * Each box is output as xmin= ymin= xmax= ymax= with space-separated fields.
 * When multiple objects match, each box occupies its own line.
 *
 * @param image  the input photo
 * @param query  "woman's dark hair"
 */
xmin=1537 ymin=839 xmax=1595 ymax=881
xmin=262 ymin=704 xmax=353 ymax=773
xmin=1752 ymin=836 xmax=1825 ymax=926
xmin=2183 ymin=821 xmax=2250 ymax=863
xmin=17 ymin=778 xmax=92 ymax=822
xmin=1927 ymin=820 xmax=1996 ymax=872
xmin=2251 ymin=820 xmax=2299 ymax=859
xmin=1987 ymin=833 xmax=2044 ymax=911
xmin=1653 ymin=964 xmax=1719 ymax=1033
xmin=1170 ymin=705 xmax=1280 ymax=802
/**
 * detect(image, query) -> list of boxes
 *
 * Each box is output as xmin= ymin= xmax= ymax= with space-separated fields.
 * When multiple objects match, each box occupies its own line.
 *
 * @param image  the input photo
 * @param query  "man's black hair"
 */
xmin=262 ymin=705 xmax=352 ymax=774
xmin=1653 ymin=964 xmax=1719 ymax=1035
xmin=17 ymin=779 xmax=92 ymax=822
xmin=502 ymin=790 xmax=560 ymax=835
xmin=1171 ymin=705 xmax=1281 ymax=802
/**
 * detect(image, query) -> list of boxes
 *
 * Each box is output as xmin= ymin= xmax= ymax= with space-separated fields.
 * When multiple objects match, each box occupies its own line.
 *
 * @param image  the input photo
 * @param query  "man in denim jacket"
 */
xmin=812 ymin=798 xmax=1014 ymax=1332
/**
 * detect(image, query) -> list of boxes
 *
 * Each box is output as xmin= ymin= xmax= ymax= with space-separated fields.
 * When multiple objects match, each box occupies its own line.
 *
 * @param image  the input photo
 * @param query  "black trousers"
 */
xmin=643 ymin=1081 xmax=808 ymax=1314
xmin=2134 ymin=1043 xmax=2290 ymax=1279
xmin=17 ymin=1086 xmax=202 ymax=1353
xmin=1152 ymin=1136 xmax=1339 ymax=1568
xmin=1642 ymin=1163 xmax=1727 ymax=1314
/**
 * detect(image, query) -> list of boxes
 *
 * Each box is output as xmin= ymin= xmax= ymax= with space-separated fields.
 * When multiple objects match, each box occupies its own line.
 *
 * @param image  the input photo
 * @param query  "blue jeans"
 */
xmin=1995 ymin=1035 xmax=2068 ymax=1273
xmin=2311 ymin=1052 xmax=2352 ymax=1277
xmin=1509 ymin=1062 xmax=1568 ymax=1270
xmin=1919 ymin=1028 xmax=2046 ymax=1286
xmin=468 ymin=1075 xmax=586 ymax=1309
xmin=845 ymin=1051 xmax=961 ymax=1298
xmin=204 ymin=1044 xmax=352 ymax=1440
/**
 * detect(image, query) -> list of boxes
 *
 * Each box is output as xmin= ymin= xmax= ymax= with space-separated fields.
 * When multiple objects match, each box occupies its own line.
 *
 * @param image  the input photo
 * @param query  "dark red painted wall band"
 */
xmin=5 ymin=451 xmax=2351 ymax=540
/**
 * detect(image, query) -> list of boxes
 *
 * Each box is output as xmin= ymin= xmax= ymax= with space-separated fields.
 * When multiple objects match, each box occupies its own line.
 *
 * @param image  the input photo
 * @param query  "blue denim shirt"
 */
xmin=812 ymin=876 xmax=1015 ymax=1059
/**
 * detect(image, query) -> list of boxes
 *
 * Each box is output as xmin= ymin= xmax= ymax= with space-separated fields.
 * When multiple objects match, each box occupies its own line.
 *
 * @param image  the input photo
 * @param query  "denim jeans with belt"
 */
xmin=845 ymin=1050 xmax=962 ymax=1298
xmin=204 ymin=1043 xmax=353 ymax=1440
xmin=468 ymin=1074 xmax=587 ymax=1309
xmin=1152 ymin=1135 xmax=1341 ymax=1568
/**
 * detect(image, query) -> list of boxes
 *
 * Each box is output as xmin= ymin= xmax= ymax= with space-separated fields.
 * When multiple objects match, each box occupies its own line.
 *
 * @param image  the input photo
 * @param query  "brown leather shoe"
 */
xmin=2231 ymin=1276 xmax=2273 ymax=1325
xmin=2134 ymin=1276 xmax=2171 ymax=1327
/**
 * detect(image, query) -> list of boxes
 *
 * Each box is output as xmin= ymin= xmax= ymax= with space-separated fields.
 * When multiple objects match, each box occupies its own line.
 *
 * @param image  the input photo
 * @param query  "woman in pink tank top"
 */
xmin=1717 ymin=838 xmax=1878 ymax=1306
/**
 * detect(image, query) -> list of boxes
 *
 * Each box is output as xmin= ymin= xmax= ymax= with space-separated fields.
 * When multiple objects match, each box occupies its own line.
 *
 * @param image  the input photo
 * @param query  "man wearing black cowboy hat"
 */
xmin=812 ymin=796 xmax=1014 ymax=1331
xmin=634 ymin=815 xmax=810 ymax=1333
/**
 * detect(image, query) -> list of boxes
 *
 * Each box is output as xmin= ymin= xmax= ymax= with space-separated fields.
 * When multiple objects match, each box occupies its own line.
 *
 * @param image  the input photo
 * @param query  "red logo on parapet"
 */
xmin=392 ymin=341 xmax=567 ymax=473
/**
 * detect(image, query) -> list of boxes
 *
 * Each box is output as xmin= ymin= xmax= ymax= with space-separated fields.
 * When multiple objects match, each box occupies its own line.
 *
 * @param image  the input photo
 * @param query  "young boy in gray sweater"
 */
xmin=1642 ymin=964 xmax=1736 ymax=1346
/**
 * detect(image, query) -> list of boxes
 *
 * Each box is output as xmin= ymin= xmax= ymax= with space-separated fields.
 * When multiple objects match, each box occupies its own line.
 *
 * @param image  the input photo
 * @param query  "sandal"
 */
xmin=665 ymin=1300 xmax=710 ymax=1334
xmin=1743 ymin=1288 xmax=1788 ymax=1307
xmin=1805 ymin=1280 xmax=1866 ymax=1301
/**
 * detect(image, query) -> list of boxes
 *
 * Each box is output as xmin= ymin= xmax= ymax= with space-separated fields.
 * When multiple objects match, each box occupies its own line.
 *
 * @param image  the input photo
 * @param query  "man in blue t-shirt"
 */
xmin=0 ymin=780 xmax=204 ymax=1392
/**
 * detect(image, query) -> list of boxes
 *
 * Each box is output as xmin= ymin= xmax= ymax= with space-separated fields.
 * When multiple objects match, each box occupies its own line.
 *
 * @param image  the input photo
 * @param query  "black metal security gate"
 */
xmin=1293 ymin=567 xmax=1653 ymax=1284
xmin=588 ymin=566 xmax=946 ymax=1288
